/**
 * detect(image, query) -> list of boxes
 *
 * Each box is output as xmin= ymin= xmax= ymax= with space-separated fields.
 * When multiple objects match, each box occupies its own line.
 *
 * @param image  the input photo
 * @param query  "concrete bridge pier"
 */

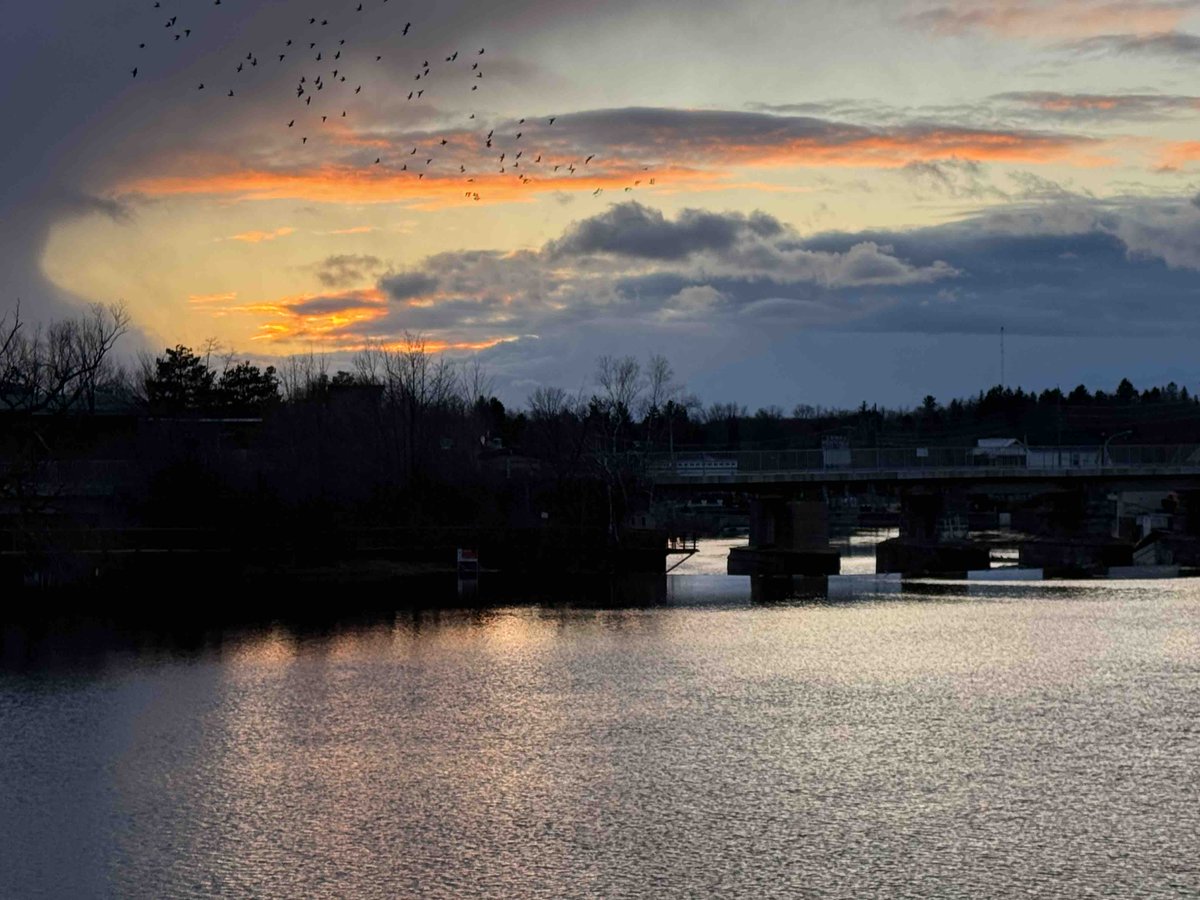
xmin=727 ymin=498 xmax=840 ymax=577
xmin=876 ymin=489 xmax=990 ymax=576
xmin=1017 ymin=487 xmax=1133 ymax=576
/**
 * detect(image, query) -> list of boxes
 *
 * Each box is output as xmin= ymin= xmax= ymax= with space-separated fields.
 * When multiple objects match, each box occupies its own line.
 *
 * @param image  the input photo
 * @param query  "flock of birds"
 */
xmin=128 ymin=1 xmax=659 ymax=201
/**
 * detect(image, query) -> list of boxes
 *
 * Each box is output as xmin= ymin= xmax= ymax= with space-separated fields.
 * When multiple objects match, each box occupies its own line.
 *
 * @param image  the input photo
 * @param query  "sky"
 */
xmin=5 ymin=0 xmax=1200 ymax=410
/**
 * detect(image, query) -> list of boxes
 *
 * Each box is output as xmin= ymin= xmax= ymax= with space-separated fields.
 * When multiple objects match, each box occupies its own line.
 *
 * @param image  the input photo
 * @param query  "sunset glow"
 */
xmin=7 ymin=0 xmax=1200 ymax=405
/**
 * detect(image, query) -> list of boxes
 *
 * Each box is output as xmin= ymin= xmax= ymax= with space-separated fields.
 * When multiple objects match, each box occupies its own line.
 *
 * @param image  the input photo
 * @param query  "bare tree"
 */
xmin=641 ymin=354 xmax=679 ymax=418
xmin=528 ymin=385 xmax=570 ymax=420
xmin=279 ymin=348 xmax=330 ymax=401
xmin=374 ymin=332 xmax=463 ymax=481
xmin=352 ymin=339 xmax=386 ymax=386
xmin=0 ymin=301 xmax=131 ymax=414
xmin=704 ymin=402 xmax=747 ymax=424
xmin=595 ymin=354 xmax=643 ymax=416
xmin=200 ymin=336 xmax=222 ymax=373
xmin=462 ymin=356 xmax=495 ymax=405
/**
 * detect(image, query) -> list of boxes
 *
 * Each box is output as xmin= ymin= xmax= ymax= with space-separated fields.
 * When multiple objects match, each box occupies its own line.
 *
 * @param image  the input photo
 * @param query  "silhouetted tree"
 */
xmin=0 ymin=301 xmax=130 ymax=413
xmin=1116 ymin=378 xmax=1137 ymax=405
xmin=145 ymin=345 xmax=215 ymax=413
xmin=216 ymin=361 xmax=280 ymax=414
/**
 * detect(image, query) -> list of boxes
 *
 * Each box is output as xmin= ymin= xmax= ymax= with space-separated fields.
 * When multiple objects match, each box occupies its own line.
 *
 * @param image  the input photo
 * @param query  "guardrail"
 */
xmin=645 ymin=445 xmax=1200 ymax=478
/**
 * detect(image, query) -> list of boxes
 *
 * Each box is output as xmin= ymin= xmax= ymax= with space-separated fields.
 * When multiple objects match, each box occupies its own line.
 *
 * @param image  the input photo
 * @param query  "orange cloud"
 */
xmin=326 ymin=225 xmax=377 ymax=234
xmin=996 ymin=91 xmax=1200 ymax=119
xmin=906 ymin=0 xmax=1193 ymax=39
xmin=124 ymin=164 xmax=714 ymax=207
xmin=188 ymin=291 xmax=239 ymax=304
xmin=120 ymin=120 xmax=1099 ymax=209
xmin=710 ymin=129 xmax=1102 ymax=168
xmin=226 ymin=226 xmax=296 ymax=243
xmin=192 ymin=285 xmax=518 ymax=352
xmin=256 ymin=293 xmax=387 ymax=343
xmin=1157 ymin=140 xmax=1200 ymax=169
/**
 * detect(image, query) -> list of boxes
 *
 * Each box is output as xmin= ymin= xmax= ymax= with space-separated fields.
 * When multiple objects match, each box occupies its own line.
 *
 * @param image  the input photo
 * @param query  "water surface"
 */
xmin=2 ymin=571 xmax=1198 ymax=898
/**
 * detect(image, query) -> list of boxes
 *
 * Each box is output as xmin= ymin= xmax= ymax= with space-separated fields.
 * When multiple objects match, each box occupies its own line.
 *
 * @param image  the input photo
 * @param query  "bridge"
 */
xmin=646 ymin=445 xmax=1200 ymax=487
xmin=645 ymin=445 xmax=1200 ymax=578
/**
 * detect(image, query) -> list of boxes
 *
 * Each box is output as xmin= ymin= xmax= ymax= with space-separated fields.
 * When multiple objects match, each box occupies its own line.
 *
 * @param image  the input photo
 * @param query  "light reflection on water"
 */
xmin=673 ymin=528 xmax=898 ymax=577
xmin=2 ymin=569 xmax=1199 ymax=898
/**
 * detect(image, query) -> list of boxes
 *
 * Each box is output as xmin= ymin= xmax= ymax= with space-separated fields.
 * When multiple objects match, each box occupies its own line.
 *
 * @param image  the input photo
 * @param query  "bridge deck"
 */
xmin=648 ymin=445 xmax=1200 ymax=487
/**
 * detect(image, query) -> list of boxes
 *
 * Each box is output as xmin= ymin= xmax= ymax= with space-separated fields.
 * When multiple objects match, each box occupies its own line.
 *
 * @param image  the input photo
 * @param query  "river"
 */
xmin=2 ymin=541 xmax=1198 ymax=898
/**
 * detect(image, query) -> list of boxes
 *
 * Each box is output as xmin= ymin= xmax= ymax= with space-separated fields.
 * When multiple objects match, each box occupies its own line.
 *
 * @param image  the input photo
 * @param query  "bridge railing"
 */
xmin=646 ymin=445 xmax=1200 ymax=477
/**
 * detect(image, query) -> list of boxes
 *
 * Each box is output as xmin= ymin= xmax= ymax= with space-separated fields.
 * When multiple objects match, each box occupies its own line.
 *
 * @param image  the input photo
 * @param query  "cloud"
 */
xmin=326 ymin=225 xmax=378 ymax=235
xmin=312 ymin=254 xmax=386 ymax=288
xmin=174 ymin=195 xmax=1200 ymax=408
xmin=1154 ymin=140 xmax=1200 ymax=170
xmin=217 ymin=288 xmax=390 ymax=344
xmin=113 ymin=107 xmax=1102 ymax=207
xmin=188 ymin=291 xmax=239 ymax=304
xmin=994 ymin=91 xmax=1200 ymax=120
xmin=902 ymin=1 xmax=1197 ymax=39
xmin=226 ymin=226 xmax=296 ymax=244
xmin=380 ymin=271 xmax=441 ymax=299
xmin=1006 ymin=170 xmax=1089 ymax=201
xmin=59 ymin=191 xmax=136 ymax=223
xmin=900 ymin=158 xmax=1007 ymax=199
xmin=527 ymin=107 xmax=1101 ymax=169
xmin=547 ymin=202 xmax=781 ymax=260
xmin=1062 ymin=29 xmax=1200 ymax=59
xmin=309 ymin=198 xmax=1200 ymax=351
xmin=1103 ymin=200 xmax=1200 ymax=268
xmin=233 ymin=203 xmax=963 ymax=348
xmin=287 ymin=295 xmax=383 ymax=316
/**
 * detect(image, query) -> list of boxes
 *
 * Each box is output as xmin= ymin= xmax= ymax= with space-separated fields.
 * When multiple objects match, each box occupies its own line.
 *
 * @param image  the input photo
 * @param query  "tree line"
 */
xmin=6 ymin=302 xmax=1200 ymax=539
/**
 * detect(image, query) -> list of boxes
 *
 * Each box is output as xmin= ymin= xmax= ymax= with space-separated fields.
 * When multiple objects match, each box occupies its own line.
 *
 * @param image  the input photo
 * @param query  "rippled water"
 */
xmin=3 ymin=569 xmax=1199 ymax=898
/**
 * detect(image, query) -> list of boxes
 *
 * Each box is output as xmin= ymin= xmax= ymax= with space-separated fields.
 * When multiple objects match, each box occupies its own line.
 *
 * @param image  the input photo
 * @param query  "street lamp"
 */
xmin=1102 ymin=430 xmax=1133 ymax=469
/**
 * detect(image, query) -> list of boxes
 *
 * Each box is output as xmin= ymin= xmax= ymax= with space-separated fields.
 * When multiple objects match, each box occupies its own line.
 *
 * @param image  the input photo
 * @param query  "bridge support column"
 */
xmin=1017 ymin=487 xmax=1133 ymax=576
xmin=727 ymin=498 xmax=840 ymax=577
xmin=876 ymin=490 xmax=989 ymax=576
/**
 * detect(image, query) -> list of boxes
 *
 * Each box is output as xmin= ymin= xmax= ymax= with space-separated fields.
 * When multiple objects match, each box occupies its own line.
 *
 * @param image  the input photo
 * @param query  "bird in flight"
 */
xmin=124 ymin=2 xmax=624 ymax=196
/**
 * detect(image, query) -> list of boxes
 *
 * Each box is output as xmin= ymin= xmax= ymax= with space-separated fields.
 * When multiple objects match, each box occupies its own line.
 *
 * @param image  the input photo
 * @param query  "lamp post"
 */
xmin=1102 ymin=430 xmax=1133 ymax=470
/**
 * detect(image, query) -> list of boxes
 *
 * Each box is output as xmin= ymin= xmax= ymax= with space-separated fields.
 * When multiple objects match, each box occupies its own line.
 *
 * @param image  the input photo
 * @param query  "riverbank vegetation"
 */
xmin=4 ymin=303 xmax=1200 ymax=541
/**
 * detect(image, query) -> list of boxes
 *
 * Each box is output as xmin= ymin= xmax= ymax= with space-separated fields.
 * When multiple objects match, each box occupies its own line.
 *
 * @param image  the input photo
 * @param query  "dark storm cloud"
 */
xmin=547 ymin=203 xmax=783 ymax=260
